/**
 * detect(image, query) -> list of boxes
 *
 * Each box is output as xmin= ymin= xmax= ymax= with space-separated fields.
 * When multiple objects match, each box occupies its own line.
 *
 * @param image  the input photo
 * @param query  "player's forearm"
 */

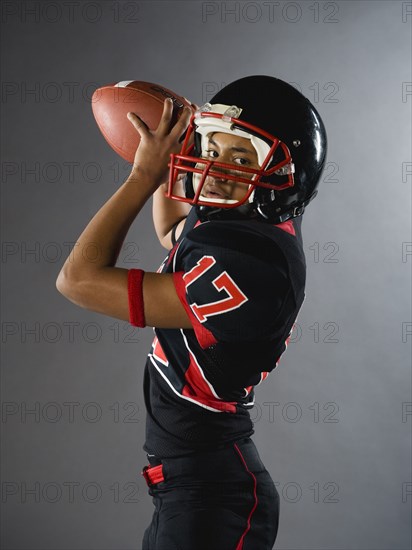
xmin=57 ymin=100 xmax=191 ymax=288
xmin=57 ymin=167 xmax=156 ymax=285
xmin=153 ymin=182 xmax=190 ymax=247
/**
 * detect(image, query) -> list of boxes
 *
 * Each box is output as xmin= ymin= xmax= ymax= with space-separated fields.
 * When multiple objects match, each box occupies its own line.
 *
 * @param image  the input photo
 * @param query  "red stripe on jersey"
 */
xmin=152 ymin=337 xmax=169 ymax=366
xmin=182 ymin=348 xmax=236 ymax=413
xmin=173 ymin=271 xmax=218 ymax=349
xmin=166 ymin=241 xmax=179 ymax=267
xmin=275 ymin=219 xmax=296 ymax=236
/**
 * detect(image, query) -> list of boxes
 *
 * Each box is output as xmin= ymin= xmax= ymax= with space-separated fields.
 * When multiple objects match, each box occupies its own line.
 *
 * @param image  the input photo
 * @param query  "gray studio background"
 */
xmin=1 ymin=1 xmax=411 ymax=549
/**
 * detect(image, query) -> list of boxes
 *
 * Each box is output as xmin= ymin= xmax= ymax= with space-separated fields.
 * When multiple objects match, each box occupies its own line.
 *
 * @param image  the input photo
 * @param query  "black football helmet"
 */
xmin=166 ymin=75 xmax=327 ymax=223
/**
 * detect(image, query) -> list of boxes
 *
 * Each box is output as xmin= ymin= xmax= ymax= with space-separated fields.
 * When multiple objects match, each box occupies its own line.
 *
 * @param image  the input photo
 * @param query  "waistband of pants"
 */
xmin=141 ymin=437 xmax=265 ymax=487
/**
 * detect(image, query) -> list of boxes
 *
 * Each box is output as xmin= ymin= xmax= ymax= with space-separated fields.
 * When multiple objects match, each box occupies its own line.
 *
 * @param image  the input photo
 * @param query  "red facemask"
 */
xmin=166 ymin=110 xmax=295 ymax=209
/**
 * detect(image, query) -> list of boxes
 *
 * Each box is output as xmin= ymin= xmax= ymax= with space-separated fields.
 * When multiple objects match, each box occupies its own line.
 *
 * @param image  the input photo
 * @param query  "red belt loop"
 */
xmin=141 ymin=463 xmax=164 ymax=486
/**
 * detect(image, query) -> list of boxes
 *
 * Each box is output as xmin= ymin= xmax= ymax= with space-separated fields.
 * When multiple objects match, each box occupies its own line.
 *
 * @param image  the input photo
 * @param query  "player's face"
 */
xmin=200 ymin=132 xmax=260 ymax=201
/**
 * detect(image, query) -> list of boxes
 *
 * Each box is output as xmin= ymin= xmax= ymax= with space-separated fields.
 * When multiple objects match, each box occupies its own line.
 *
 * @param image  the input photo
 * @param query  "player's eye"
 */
xmin=233 ymin=157 xmax=250 ymax=166
xmin=203 ymin=149 xmax=219 ymax=158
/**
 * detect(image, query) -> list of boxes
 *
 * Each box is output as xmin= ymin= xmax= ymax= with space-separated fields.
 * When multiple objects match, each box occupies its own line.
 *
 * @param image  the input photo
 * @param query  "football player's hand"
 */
xmin=127 ymin=99 xmax=192 ymax=189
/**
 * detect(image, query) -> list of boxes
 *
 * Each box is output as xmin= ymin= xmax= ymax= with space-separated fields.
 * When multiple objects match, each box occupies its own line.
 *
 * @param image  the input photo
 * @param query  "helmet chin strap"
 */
xmin=256 ymin=191 xmax=316 ymax=223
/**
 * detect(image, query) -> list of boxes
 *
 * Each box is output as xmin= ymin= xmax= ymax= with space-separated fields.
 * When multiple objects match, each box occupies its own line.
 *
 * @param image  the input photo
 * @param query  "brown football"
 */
xmin=91 ymin=80 xmax=194 ymax=163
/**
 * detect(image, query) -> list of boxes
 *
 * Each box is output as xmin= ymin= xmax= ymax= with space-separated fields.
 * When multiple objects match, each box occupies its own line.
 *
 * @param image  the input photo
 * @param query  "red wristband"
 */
xmin=127 ymin=269 xmax=146 ymax=328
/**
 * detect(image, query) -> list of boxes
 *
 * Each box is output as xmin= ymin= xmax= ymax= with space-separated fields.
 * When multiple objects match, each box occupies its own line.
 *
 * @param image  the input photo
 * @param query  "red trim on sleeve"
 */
xmin=173 ymin=271 xmax=218 ymax=349
xmin=127 ymin=269 xmax=146 ymax=328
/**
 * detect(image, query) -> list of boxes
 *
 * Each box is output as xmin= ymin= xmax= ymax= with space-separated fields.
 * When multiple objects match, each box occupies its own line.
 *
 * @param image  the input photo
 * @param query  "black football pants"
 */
xmin=141 ymin=437 xmax=280 ymax=550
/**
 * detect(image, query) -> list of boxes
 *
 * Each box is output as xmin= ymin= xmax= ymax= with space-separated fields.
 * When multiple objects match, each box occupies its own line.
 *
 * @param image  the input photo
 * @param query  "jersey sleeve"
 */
xmin=172 ymin=221 xmax=293 ymax=344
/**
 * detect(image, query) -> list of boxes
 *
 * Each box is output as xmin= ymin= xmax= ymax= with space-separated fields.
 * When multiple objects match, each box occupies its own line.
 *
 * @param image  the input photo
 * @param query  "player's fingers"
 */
xmin=127 ymin=112 xmax=150 ymax=138
xmin=156 ymin=98 xmax=174 ymax=135
xmin=169 ymin=106 xmax=192 ymax=140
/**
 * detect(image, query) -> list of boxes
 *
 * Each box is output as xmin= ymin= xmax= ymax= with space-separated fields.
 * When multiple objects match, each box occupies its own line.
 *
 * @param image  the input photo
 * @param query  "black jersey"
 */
xmin=130 ymin=209 xmax=306 ymax=458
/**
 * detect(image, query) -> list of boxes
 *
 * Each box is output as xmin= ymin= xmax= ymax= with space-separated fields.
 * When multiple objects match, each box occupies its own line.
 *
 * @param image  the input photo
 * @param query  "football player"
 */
xmin=56 ymin=75 xmax=327 ymax=550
